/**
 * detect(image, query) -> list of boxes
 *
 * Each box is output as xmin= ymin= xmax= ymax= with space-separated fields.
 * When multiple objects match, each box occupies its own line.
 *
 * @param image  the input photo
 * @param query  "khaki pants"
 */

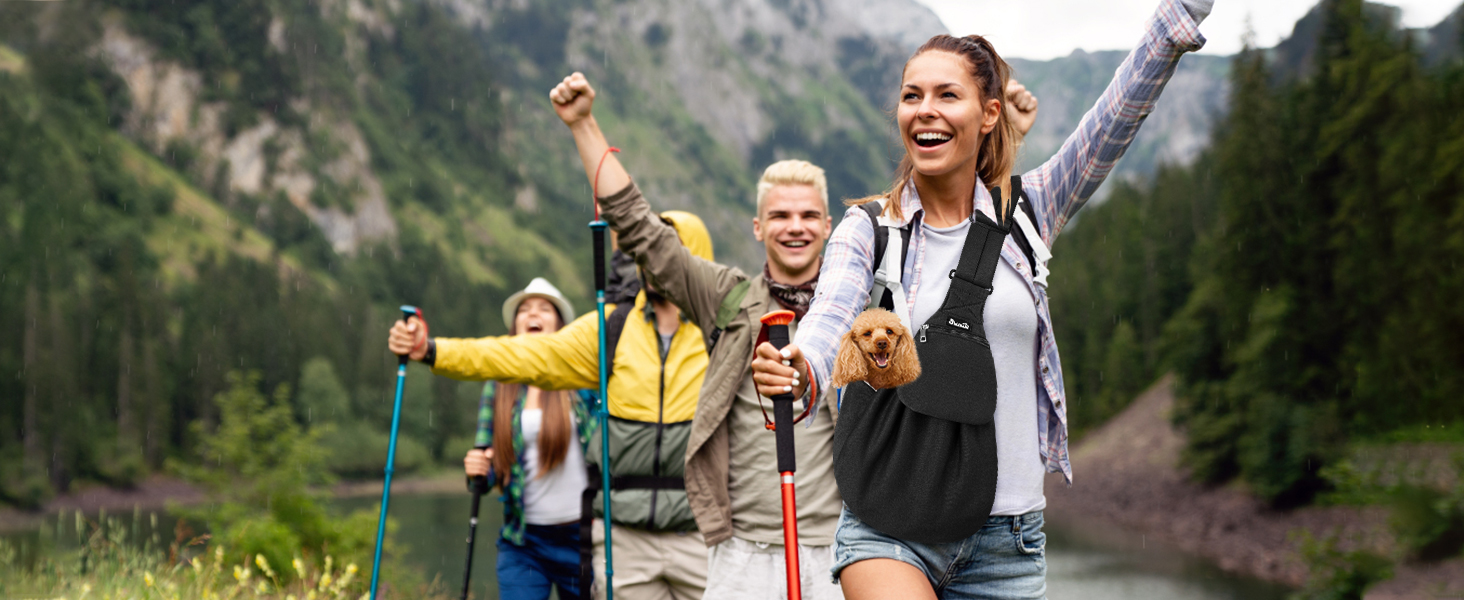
xmin=591 ymin=520 xmax=707 ymax=600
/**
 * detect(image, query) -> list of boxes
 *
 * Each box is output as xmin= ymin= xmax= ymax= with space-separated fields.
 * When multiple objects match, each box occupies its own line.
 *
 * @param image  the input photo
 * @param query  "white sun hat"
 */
xmin=502 ymin=277 xmax=576 ymax=332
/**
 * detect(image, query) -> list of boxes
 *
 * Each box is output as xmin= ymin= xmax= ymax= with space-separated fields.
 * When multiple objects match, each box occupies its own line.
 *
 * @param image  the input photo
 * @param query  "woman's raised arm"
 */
xmin=1021 ymin=0 xmax=1210 ymax=246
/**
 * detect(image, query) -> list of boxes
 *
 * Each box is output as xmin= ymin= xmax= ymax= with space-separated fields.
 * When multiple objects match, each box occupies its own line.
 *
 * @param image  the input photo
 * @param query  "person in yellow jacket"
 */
xmin=387 ymin=217 xmax=715 ymax=600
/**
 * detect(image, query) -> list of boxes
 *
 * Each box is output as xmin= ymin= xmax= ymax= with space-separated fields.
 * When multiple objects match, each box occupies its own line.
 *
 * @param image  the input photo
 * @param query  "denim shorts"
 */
xmin=831 ymin=505 xmax=1047 ymax=600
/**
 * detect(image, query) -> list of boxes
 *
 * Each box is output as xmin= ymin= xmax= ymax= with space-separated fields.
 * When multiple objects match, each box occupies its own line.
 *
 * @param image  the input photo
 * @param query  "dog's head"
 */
xmin=831 ymin=308 xmax=921 ymax=390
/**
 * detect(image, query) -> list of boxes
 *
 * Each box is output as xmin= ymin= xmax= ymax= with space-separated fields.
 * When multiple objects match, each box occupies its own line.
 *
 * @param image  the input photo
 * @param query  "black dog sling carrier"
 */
xmin=832 ymin=177 xmax=1047 ymax=545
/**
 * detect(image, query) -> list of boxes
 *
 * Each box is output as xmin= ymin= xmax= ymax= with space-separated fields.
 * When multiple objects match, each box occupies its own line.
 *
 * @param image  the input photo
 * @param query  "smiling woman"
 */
xmin=750 ymin=0 xmax=1213 ymax=598
xmin=869 ymin=33 xmax=1019 ymax=227
xmin=387 ymin=276 xmax=592 ymax=600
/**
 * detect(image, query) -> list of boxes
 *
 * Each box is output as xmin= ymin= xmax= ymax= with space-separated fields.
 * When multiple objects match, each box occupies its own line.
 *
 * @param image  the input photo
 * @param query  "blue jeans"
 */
xmin=832 ymin=506 xmax=1047 ymax=600
xmin=497 ymin=523 xmax=584 ymax=600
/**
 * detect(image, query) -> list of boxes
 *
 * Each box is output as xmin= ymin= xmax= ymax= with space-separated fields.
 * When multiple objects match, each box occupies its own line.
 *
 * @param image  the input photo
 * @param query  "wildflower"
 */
xmin=293 ymin=557 xmax=307 ymax=580
xmin=256 ymin=580 xmax=270 ymax=595
xmin=255 ymin=554 xmax=276 ymax=579
xmin=318 ymin=573 xmax=333 ymax=590
xmin=144 ymin=571 xmax=155 ymax=587
xmin=333 ymin=563 xmax=357 ymax=592
xmin=234 ymin=565 xmax=251 ymax=584
xmin=191 ymin=557 xmax=203 ymax=574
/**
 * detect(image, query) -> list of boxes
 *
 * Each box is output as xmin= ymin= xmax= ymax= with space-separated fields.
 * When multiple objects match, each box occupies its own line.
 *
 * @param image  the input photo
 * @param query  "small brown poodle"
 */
xmin=832 ymin=308 xmax=921 ymax=390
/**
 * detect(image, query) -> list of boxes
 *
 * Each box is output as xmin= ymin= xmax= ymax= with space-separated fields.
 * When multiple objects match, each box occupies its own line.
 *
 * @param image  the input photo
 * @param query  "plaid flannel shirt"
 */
xmin=475 ymin=383 xmax=596 ymax=545
xmin=795 ymin=0 xmax=1206 ymax=484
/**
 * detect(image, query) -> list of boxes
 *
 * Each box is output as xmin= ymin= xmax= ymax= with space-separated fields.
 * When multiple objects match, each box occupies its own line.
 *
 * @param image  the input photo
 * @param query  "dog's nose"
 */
xmin=876 ymin=339 xmax=888 ymax=350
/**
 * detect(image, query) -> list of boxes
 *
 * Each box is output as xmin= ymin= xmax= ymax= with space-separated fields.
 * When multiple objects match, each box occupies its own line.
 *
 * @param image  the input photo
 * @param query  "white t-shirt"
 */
xmin=519 ymin=408 xmax=588 ymax=525
xmin=911 ymin=219 xmax=1046 ymax=516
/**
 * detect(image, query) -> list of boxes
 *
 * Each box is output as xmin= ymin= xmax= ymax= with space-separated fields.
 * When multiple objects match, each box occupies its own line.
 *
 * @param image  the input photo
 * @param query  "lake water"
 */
xmin=5 ymin=493 xmax=1292 ymax=599
xmin=338 ymin=493 xmax=1292 ymax=600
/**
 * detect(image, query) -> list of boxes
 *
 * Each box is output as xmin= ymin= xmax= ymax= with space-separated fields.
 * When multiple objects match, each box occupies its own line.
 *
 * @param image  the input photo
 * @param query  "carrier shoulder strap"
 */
xmin=1007 ymin=175 xmax=1052 ymax=289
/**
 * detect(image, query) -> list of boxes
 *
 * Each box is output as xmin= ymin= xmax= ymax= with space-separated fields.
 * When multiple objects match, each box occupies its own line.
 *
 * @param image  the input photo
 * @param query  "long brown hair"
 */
xmin=491 ymin=309 xmax=574 ymax=483
xmin=850 ymin=34 xmax=1018 ymax=222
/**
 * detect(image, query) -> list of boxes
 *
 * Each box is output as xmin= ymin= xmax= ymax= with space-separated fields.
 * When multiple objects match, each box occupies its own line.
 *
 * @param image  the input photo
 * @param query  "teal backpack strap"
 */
xmin=707 ymin=279 xmax=751 ymax=352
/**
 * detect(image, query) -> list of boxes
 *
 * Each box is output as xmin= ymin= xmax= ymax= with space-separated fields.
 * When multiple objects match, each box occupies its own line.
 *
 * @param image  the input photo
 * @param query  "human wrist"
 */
xmin=569 ymin=115 xmax=601 ymax=138
xmin=421 ymin=338 xmax=436 ymax=367
xmin=796 ymin=361 xmax=813 ymax=400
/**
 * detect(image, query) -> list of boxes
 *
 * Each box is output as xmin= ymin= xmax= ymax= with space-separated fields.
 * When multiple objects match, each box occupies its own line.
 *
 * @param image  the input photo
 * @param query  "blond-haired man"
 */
xmin=551 ymin=71 xmax=1036 ymax=599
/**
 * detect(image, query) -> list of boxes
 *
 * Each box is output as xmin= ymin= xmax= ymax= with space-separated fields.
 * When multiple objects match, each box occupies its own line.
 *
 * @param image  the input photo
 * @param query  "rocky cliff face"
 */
xmin=29 ymin=0 xmax=1458 ymax=271
xmin=73 ymin=0 xmax=949 ymax=269
xmin=95 ymin=12 xmax=398 ymax=255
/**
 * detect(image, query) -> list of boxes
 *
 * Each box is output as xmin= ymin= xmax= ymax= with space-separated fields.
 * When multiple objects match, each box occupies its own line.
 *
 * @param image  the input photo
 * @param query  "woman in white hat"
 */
xmin=461 ymin=277 xmax=593 ymax=600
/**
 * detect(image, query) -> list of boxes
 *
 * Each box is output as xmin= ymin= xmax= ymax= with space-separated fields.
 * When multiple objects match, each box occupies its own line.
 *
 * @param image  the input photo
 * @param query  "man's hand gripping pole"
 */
xmin=761 ymin=310 xmax=803 ymax=600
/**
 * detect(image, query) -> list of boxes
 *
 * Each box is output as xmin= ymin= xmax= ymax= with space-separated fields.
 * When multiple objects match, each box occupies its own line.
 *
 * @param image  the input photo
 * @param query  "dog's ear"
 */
xmin=831 ymin=329 xmax=868 ymax=390
xmin=886 ymin=325 xmax=922 ymax=388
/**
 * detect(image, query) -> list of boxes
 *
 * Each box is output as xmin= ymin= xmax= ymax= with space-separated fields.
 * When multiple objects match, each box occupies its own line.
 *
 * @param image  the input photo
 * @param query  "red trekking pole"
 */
xmin=761 ymin=310 xmax=802 ymax=600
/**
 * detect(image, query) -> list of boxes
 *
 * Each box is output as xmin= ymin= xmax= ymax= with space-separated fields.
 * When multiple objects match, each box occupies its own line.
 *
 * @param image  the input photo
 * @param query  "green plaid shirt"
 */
xmin=475 ymin=383 xmax=596 ymax=545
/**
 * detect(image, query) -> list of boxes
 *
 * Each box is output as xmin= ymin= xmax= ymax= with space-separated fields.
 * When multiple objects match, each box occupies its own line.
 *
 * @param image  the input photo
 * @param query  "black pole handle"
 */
xmin=592 ymin=223 xmax=607 ymax=293
xmin=469 ymin=443 xmax=491 ymax=496
xmin=760 ymin=311 xmax=798 ymax=474
xmin=399 ymin=305 xmax=421 ymax=367
xmin=461 ymin=443 xmax=489 ymax=600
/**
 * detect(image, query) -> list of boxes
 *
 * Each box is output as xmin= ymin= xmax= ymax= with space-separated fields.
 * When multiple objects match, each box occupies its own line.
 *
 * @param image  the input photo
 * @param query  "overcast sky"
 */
xmin=912 ymin=0 xmax=1461 ymax=60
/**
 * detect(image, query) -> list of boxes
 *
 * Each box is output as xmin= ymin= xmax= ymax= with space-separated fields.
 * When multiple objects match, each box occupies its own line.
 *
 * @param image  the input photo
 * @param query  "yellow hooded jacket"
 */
xmin=431 ymin=210 xmax=713 ymax=532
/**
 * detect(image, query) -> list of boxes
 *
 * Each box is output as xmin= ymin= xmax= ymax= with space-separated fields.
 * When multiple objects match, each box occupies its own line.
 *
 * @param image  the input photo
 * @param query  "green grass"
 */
xmin=0 ymin=534 xmax=456 ymax=600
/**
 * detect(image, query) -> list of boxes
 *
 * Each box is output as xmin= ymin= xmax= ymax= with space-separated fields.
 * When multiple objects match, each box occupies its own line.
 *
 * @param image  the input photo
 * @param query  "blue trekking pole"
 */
xmin=590 ymin=147 xmax=618 ymax=600
xmin=371 ymin=305 xmax=421 ymax=600
xmin=590 ymin=220 xmax=616 ymax=600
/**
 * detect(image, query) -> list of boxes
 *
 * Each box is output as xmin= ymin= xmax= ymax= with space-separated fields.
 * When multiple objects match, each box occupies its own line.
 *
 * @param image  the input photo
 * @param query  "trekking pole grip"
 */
xmin=760 ymin=310 xmax=797 ymax=473
xmin=399 ymin=306 xmax=421 ymax=367
xmin=591 ymin=222 xmax=607 ymax=293
xmin=470 ymin=444 xmax=491 ymax=495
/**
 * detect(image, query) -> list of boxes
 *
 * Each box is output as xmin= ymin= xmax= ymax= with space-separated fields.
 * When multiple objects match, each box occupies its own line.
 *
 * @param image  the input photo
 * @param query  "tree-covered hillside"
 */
xmin=0 ymin=0 xmax=941 ymax=505
xmin=1048 ymin=0 xmax=1464 ymax=508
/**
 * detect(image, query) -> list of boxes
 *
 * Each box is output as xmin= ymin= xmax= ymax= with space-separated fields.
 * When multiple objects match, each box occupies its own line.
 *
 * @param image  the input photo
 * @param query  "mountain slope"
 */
xmin=0 ymin=0 xmax=949 ymax=502
xmin=1009 ymin=1 xmax=1461 ymax=189
xmin=1010 ymin=51 xmax=1231 ymax=184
